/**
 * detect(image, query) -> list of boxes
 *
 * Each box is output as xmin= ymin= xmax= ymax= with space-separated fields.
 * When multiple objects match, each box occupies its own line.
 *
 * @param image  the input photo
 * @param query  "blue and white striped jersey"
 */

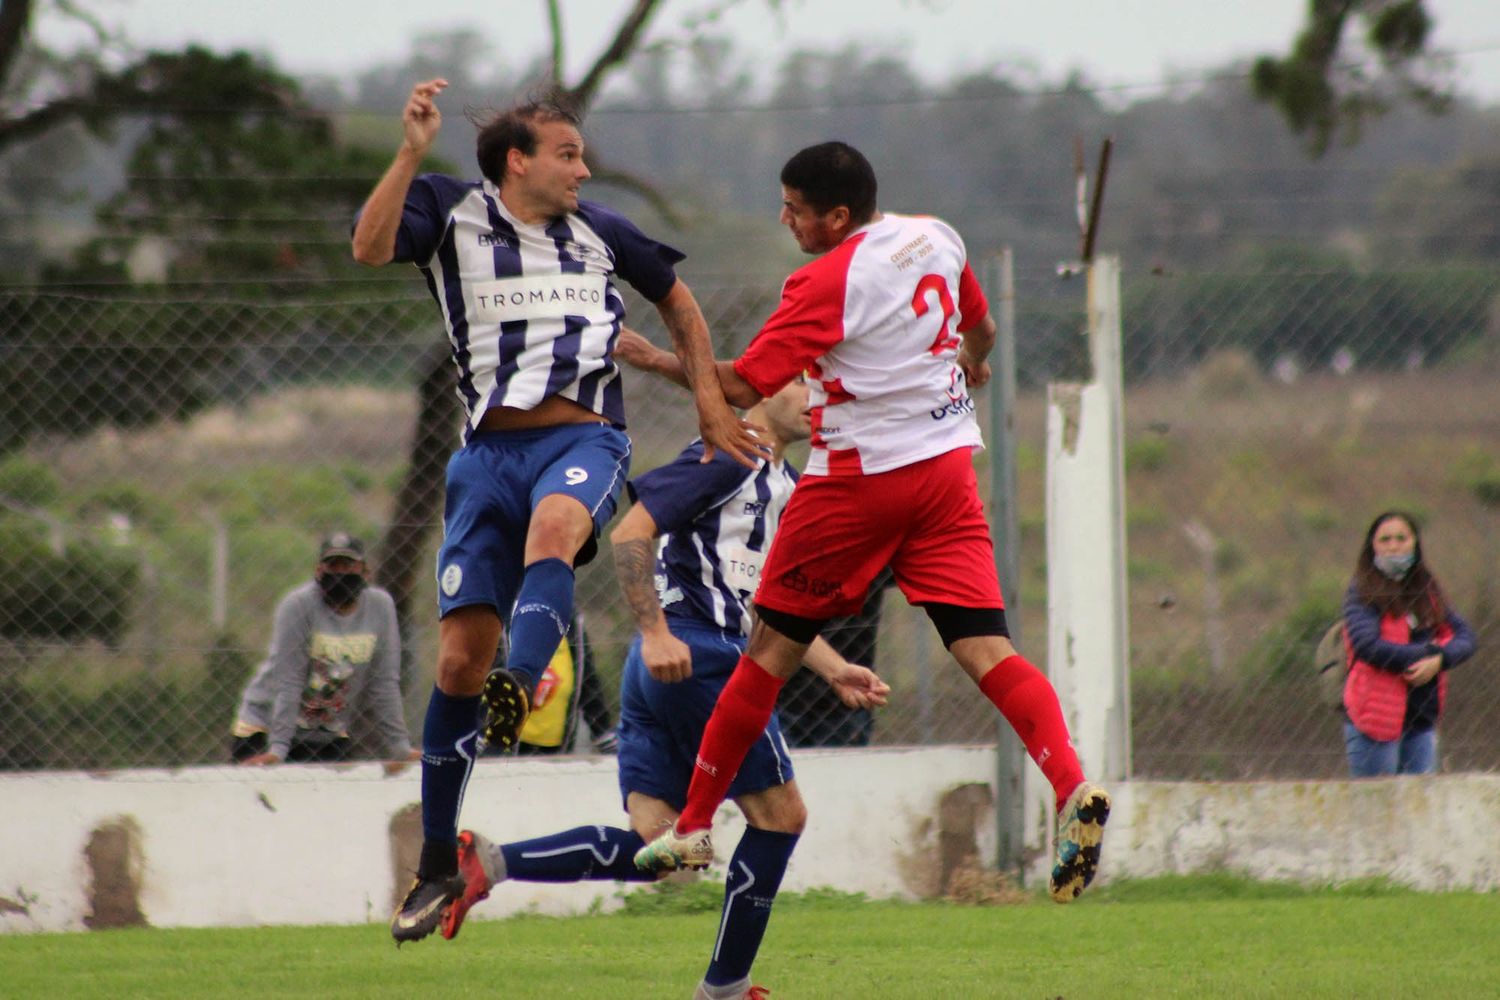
xmin=387 ymin=173 xmax=685 ymax=438
xmin=628 ymin=441 xmax=800 ymax=636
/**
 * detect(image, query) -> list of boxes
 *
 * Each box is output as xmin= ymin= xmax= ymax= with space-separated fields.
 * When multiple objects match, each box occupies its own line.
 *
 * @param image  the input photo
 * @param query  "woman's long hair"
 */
xmin=1351 ymin=510 xmax=1446 ymax=627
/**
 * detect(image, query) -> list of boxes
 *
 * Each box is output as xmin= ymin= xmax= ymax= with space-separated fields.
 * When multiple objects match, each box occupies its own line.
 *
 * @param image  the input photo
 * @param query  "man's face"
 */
xmin=762 ymin=375 xmax=811 ymax=444
xmin=779 ymin=186 xmax=845 ymax=255
xmin=513 ymin=119 xmax=590 ymax=218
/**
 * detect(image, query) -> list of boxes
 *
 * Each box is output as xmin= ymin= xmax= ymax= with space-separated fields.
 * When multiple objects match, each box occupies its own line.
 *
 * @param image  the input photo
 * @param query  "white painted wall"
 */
xmin=3 ymin=751 xmax=1497 ymax=935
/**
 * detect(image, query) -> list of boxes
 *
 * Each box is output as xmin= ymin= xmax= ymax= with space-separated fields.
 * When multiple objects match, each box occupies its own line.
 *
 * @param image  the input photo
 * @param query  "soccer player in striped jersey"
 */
xmin=440 ymin=375 xmax=888 ymax=1000
xmin=628 ymin=142 xmax=1112 ymax=905
xmin=352 ymin=79 xmax=767 ymax=944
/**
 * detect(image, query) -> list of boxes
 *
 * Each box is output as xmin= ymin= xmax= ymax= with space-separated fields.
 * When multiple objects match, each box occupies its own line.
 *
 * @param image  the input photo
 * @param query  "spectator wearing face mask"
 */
xmin=231 ymin=532 xmax=419 ymax=766
xmin=1340 ymin=510 xmax=1476 ymax=777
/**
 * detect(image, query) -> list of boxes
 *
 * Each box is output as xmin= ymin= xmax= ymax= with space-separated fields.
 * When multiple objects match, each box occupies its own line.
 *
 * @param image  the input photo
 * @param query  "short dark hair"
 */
xmin=470 ymin=92 xmax=582 ymax=187
xmin=779 ymin=141 xmax=878 ymax=225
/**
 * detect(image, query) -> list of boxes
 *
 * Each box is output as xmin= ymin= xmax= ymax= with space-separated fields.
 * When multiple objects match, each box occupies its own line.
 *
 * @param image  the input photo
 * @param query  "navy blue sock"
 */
xmin=500 ymin=825 xmax=655 ymax=883
xmin=705 ymin=826 xmax=799 ymax=987
xmin=419 ymin=685 xmax=482 ymax=868
xmin=506 ymin=557 xmax=575 ymax=692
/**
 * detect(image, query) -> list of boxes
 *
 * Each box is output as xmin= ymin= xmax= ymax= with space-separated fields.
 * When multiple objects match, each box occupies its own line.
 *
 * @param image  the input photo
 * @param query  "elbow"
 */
xmin=351 ymin=241 xmax=393 ymax=268
xmin=724 ymin=382 xmax=763 ymax=409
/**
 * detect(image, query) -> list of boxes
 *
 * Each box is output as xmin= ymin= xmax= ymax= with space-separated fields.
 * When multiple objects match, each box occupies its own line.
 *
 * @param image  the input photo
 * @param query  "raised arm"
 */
xmin=652 ymin=281 xmax=771 ymax=467
xmin=609 ymin=501 xmax=694 ymax=683
xmin=351 ymin=78 xmax=448 ymax=267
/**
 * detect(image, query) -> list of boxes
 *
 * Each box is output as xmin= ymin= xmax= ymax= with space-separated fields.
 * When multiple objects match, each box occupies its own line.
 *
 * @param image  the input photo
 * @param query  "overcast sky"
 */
xmin=43 ymin=0 xmax=1500 ymax=104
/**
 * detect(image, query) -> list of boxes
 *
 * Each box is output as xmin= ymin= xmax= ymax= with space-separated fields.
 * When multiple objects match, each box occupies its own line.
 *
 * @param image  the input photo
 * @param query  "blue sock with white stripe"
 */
xmin=506 ymin=557 xmax=575 ymax=692
xmin=419 ymin=686 xmax=482 ymax=866
xmin=499 ymin=825 xmax=655 ymax=882
xmin=705 ymin=826 xmax=799 ymax=987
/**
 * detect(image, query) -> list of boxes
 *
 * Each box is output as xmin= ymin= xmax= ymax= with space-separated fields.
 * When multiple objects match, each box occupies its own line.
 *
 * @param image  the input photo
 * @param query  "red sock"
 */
xmin=677 ymin=656 xmax=786 ymax=832
xmin=979 ymin=655 xmax=1085 ymax=811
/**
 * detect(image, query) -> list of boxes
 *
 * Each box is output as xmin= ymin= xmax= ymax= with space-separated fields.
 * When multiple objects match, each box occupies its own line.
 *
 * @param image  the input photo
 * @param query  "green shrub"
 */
xmin=0 ymin=455 xmax=60 ymax=507
xmin=1239 ymin=586 xmax=1344 ymax=684
xmin=1126 ymin=435 xmax=1172 ymax=473
xmin=0 ymin=531 xmax=139 ymax=645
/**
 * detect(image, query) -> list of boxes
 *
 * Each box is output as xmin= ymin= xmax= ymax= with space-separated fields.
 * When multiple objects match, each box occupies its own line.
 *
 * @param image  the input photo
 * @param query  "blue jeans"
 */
xmin=1343 ymin=721 xmax=1438 ymax=777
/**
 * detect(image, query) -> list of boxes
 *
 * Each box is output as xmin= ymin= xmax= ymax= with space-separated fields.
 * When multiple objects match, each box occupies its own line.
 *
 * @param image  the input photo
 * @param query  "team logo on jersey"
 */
xmin=562 ymin=241 xmax=604 ymax=263
xmin=441 ymin=563 xmax=463 ymax=597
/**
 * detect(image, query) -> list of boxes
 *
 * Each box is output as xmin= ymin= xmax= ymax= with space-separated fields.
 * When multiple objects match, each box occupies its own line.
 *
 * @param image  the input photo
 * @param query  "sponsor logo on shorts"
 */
xmin=778 ymin=567 xmax=843 ymax=600
xmin=441 ymin=563 xmax=463 ymax=597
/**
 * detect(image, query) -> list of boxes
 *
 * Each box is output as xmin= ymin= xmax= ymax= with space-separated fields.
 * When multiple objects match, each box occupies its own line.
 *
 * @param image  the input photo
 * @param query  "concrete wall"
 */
xmin=3 ymin=749 xmax=1496 ymax=934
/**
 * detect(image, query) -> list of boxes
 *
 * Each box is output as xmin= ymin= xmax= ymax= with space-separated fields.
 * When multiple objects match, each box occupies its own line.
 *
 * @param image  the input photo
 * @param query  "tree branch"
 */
xmin=567 ymin=0 xmax=665 ymax=113
xmin=0 ymin=0 xmax=34 ymax=95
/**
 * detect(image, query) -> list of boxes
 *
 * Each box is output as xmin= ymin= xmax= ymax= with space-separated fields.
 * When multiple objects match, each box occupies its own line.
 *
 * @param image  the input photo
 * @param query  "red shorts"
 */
xmin=754 ymin=447 xmax=1004 ymax=621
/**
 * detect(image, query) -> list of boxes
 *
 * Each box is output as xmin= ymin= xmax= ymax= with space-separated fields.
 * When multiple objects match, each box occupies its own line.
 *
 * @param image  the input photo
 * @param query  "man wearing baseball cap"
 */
xmin=230 ymin=531 xmax=417 ymax=765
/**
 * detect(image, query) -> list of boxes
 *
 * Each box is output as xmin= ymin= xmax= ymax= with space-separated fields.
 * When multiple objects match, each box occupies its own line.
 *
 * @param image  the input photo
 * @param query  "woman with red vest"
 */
xmin=1341 ymin=510 xmax=1476 ymax=776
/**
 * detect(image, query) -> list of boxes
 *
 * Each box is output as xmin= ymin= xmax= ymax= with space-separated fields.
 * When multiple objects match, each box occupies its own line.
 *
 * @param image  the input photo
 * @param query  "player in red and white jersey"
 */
xmin=625 ymin=142 xmax=1111 ymax=907
xmin=734 ymin=208 xmax=986 ymax=476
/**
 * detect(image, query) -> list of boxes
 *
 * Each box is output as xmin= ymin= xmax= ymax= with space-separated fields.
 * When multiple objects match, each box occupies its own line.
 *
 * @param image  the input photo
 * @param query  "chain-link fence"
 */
xmin=1 ymin=262 xmax=1497 ymax=777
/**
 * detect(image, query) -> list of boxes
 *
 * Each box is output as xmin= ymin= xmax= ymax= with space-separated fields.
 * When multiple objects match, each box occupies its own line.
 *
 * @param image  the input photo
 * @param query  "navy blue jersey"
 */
xmin=382 ymin=173 xmax=685 ymax=438
xmin=628 ymin=442 xmax=799 ymax=635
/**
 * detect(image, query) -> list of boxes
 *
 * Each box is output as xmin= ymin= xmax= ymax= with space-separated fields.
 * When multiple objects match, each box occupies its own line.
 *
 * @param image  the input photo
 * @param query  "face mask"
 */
xmin=1374 ymin=551 xmax=1416 ymax=580
xmin=319 ymin=572 xmax=367 ymax=607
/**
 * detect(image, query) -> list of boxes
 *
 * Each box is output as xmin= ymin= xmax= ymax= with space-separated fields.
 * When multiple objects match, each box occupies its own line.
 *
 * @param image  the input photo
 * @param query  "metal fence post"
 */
xmin=984 ymin=249 xmax=1028 ymax=879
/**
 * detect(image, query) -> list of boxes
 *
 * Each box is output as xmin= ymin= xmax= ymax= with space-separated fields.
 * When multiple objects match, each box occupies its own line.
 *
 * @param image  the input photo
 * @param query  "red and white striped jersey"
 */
xmin=734 ymin=212 xmax=989 ymax=476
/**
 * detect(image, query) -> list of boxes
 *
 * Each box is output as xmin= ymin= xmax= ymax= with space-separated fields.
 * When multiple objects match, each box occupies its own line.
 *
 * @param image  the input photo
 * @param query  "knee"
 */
xmin=435 ymin=648 xmax=487 ymax=695
xmin=781 ymin=798 xmax=808 ymax=835
xmin=528 ymin=509 xmax=591 ymax=561
xmin=756 ymin=794 xmax=808 ymax=835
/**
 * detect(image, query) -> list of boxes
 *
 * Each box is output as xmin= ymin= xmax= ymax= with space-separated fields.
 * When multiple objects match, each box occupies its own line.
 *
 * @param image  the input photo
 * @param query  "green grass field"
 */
xmin=3 ymin=876 xmax=1497 ymax=999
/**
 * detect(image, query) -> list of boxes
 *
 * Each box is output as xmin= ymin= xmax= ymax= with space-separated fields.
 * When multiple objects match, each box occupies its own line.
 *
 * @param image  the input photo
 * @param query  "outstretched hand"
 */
xmin=699 ymin=398 xmax=771 ymax=470
xmin=829 ymin=663 xmax=891 ymax=711
xmin=403 ymin=78 xmax=448 ymax=154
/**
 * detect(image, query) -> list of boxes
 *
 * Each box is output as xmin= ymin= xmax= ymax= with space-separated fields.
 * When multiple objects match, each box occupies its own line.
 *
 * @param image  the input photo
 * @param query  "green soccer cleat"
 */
xmin=633 ymin=823 xmax=714 ymax=873
xmin=1049 ymin=781 xmax=1111 ymax=903
xmin=390 ymin=873 xmax=465 ymax=944
xmin=478 ymin=667 xmax=531 ymax=752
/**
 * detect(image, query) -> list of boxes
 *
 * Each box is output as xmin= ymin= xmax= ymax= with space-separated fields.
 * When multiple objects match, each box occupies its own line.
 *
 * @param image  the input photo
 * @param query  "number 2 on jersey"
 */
xmin=911 ymin=274 xmax=960 ymax=356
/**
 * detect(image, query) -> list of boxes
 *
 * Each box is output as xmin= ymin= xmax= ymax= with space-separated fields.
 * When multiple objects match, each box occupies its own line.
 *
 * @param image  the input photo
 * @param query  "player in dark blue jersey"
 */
xmin=352 ymin=79 xmax=768 ymax=944
xmin=439 ymin=366 xmax=888 ymax=1000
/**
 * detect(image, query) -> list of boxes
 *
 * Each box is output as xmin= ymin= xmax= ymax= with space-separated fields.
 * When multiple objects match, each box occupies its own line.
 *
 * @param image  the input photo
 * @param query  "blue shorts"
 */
xmin=616 ymin=621 xmax=795 ymax=811
xmin=436 ymin=422 xmax=631 ymax=620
